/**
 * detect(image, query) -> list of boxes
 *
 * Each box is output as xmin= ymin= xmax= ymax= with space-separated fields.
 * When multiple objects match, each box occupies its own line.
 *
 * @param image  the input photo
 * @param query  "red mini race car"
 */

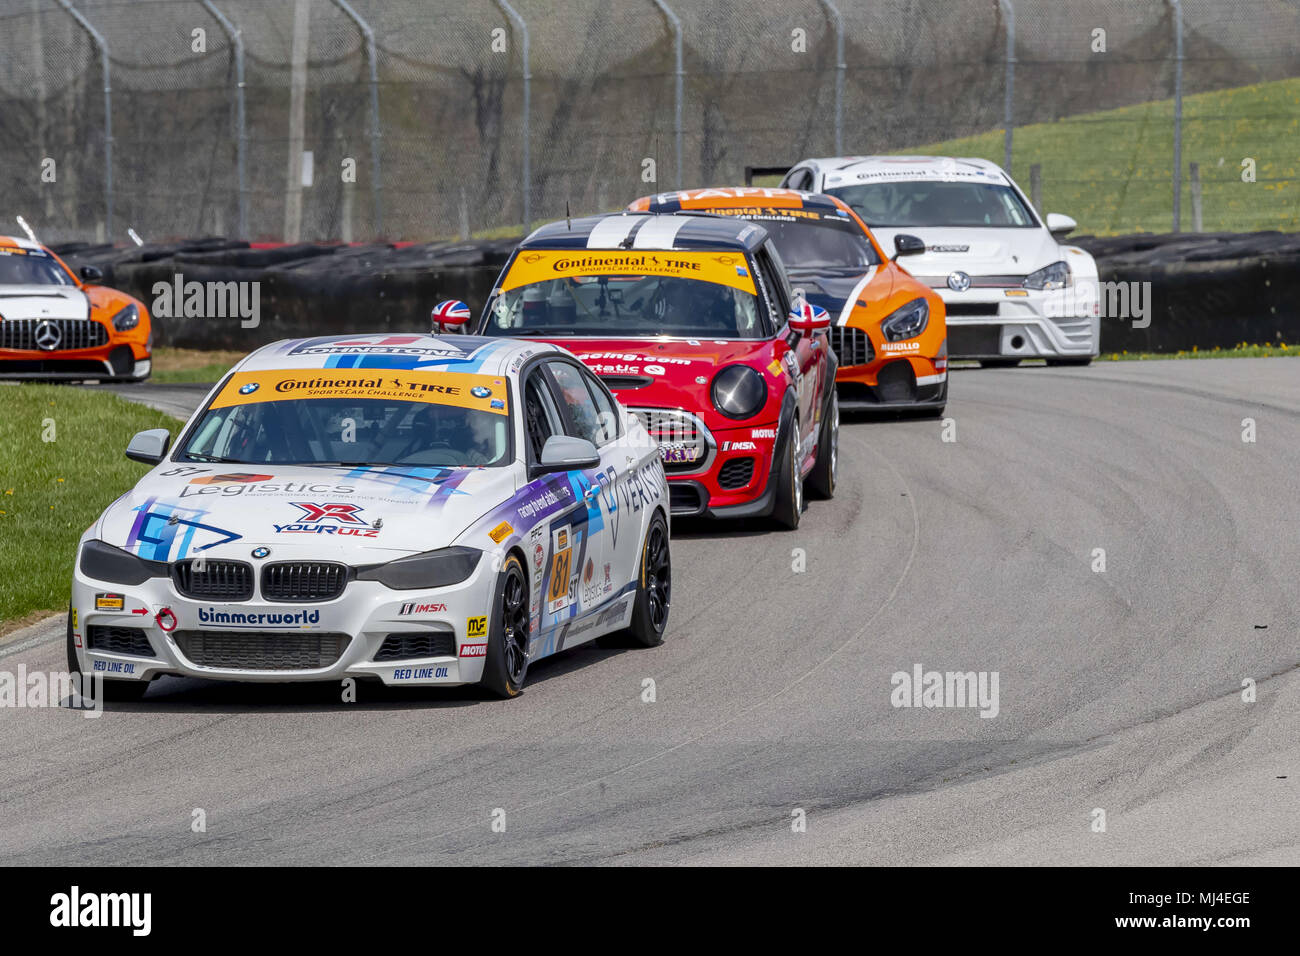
xmin=0 ymin=235 xmax=152 ymax=381
xmin=435 ymin=212 xmax=838 ymax=529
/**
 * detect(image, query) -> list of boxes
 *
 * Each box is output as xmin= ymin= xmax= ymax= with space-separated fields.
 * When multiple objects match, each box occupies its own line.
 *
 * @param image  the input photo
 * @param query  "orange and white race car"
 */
xmin=629 ymin=188 xmax=947 ymax=413
xmin=0 ymin=235 xmax=151 ymax=381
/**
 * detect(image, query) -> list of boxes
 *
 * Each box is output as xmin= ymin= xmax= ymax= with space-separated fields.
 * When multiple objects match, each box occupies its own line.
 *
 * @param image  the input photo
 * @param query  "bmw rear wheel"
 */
xmin=625 ymin=512 xmax=671 ymax=647
xmin=481 ymin=554 xmax=530 ymax=698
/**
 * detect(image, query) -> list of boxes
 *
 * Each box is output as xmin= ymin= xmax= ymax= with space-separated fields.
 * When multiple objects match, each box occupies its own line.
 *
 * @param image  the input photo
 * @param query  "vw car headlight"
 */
xmin=880 ymin=298 xmax=929 ymax=342
xmin=79 ymin=539 xmax=167 ymax=585
xmin=111 ymin=303 xmax=140 ymax=331
xmin=1023 ymin=261 xmax=1071 ymax=291
xmin=356 ymin=546 xmax=482 ymax=590
xmin=711 ymin=364 xmax=767 ymax=420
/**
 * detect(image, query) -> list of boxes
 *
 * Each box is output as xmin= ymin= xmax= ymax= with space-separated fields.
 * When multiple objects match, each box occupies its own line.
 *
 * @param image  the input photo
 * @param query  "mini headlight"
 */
xmin=1023 ymin=260 xmax=1071 ymax=291
xmin=111 ymin=303 xmax=140 ymax=331
xmin=880 ymin=298 xmax=930 ymax=342
xmin=79 ymin=539 xmax=167 ymax=585
xmin=355 ymin=546 xmax=482 ymax=591
xmin=711 ymin=364 xmax=767 ymax=420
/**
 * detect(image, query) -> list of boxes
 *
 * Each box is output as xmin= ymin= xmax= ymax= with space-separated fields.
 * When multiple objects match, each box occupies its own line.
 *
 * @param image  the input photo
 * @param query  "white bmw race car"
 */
xmin=780 ymin=155 xmax=1101 ymax=366
xmin=69 ymin=333 xmax=671 ymax=700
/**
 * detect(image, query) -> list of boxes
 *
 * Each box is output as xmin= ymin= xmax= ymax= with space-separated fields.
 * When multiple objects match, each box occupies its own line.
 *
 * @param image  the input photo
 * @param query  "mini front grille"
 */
xmin=828 ymin=326 xmax=873 ymax=367
xmin=0 ymin=318 xmax=109 ymax=351
xmin=717 ymin=457 xmax=756 ymax=490
xmin=630 ymin=406 xmax=712 ymax=473
xmin=261 ymin=562 xmax=348 ymax=602
xmin=374 ymin=632 xmax=457 ymax=662
xmin=86 ymin=625 xmax=154 ymax=657
xmin=174 ymin=631 xmax=351 ymax=670
xmin=171 ymin=559 xmax=254 ymax=601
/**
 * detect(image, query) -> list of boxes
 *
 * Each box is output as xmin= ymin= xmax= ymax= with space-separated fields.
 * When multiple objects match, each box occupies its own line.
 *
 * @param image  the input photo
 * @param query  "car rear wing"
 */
xmin=743 ymin=165 xmax=793 ymax=186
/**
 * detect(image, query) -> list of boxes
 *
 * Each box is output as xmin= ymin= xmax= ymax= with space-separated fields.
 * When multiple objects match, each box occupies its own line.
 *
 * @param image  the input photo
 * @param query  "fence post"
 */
xmin=1189 ymin=161 xmax=1202 ymax=232
xmin=997 ymin=0 xmax=1015 ymax=172
xmin=1030 ymin=162 xmax=1042 ymax=212
xmin=652 ymin=0 xmax=683 ymax=189
xmin=818 ymin=0 xmax=845 ymax=155
xmin=331 ymin=0 xmax=384 ymax=238
xmin=496 ymin=1 xmax=530 ymax=231
xmin=199 ymin=1 xmax=247 ymax=239
xmin=1169 ymin=0 xmax=1184 ymax=233
xmin=55 ymin=0 xmax=112 ymax=237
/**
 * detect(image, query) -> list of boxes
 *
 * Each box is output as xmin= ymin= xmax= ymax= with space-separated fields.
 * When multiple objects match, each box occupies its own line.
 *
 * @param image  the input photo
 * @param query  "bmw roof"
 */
xmin=231 ymin=334 xmax=557 ymax=377
xmin=519 ymin=212 xmax=769 ymax=253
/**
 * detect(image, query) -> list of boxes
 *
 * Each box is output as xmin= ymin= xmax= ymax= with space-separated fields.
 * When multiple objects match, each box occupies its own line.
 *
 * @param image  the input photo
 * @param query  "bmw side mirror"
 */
xmin=892 ymin=234 xmax=926 ymax=260
xmin=79 ymin=265 xmax=104 ymax=283
xmin=125 ymin=428 xmax=170 ymax=465
xmin=431 ymin=299 xmax=473 ymax=333
xmin=535 ymin=435 xmax=600 ymax=476
xmin=1045 ymin=213 xmax=1077 ymax=238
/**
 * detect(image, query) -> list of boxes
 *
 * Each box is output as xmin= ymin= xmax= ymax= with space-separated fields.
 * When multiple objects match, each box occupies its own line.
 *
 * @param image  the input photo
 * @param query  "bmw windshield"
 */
xmin=828 ymin=181 xmax=1039 ymax=228
xmin=484 ymin=250 xmax=767 ymax=339
xmin=180 ymin=370 xmax=512 ymax=468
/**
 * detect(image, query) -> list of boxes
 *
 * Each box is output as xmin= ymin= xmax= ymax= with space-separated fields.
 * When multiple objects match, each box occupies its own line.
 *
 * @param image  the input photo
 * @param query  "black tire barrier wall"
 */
xmin=51 ymin=233 xmax=1300 ymax=353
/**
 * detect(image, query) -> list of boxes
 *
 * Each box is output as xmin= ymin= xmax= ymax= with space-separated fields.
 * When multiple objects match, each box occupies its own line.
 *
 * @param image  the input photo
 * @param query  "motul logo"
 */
xmin=460 ymin=643 xmax=487 ymax=657
xmin=290 ymin=502 xmax=367 ymax=524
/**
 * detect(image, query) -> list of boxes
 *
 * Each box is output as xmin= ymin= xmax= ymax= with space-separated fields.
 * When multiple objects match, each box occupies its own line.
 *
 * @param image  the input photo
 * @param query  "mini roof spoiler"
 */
xmin=743 ymin=165 xmax=793 ymax=186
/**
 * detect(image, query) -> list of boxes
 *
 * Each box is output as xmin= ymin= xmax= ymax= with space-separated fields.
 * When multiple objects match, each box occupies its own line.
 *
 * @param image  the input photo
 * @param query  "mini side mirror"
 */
xmin=125 ymin=428 xmax=170 ymax=465
xmin=431 ymin=299 xmax=473 ymax=333
xmin=788 ymin=301 xmax=830 ymax=335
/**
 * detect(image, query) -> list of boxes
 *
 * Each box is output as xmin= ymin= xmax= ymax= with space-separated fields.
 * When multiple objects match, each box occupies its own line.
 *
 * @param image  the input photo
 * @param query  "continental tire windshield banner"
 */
xmin=210 ymin=369 xmax=509 ymax=415
xmin=501 ymin=250 xmax=757 ymax=295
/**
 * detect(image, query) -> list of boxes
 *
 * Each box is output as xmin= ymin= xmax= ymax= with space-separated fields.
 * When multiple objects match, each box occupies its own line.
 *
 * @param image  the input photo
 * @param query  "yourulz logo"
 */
xmin=273 ymin=502 xmax=379 ymax=537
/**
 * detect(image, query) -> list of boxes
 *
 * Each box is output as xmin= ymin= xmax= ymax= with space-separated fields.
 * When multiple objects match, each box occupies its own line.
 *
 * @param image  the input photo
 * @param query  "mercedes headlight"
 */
xmin=880 ymin=298 xmax=930 ymax=342
xmin=356 ymin=546 xmax=482 ymax=590
xmin=711 ymin=364 xmax=767 ymax=420
xmin=111 ymin=303 xmax=140 ymax=331
xmin=1023 ymin=260 xmax=1071 ymax=291
xmin=79 ymin=539 xmax=167 ymax=585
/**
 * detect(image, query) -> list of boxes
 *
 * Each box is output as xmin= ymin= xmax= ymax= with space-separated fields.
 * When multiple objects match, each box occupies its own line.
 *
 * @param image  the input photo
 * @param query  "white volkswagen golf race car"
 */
xmin=780 ymin=155 xmax=1100 ymax=366
xmin=69 ymin=333 xmax=671 ymax=700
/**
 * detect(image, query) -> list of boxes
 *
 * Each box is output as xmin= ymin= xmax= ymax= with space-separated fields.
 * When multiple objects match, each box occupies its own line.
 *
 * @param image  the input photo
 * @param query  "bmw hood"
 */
xmin=867 ymin=227 xmax=1062 ymax=279
xmin=0 ymin=285 xmax=90 ymax=321
xmin=95 ymin=463 xmax=521 ymax=564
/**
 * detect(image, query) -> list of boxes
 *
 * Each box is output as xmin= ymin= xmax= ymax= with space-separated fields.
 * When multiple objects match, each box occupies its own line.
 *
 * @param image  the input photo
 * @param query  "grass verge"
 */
xmin=0 ymin=384 xmax=180 ymax=633
xmin=150 ymin=347 xmax=245 ymax=384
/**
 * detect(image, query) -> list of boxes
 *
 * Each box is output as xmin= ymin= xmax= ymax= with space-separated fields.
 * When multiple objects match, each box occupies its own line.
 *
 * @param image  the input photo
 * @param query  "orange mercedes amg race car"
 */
xmin=629 ymin=188 xmax=947 ymax=413
xmin=0 ymin=235 xmax=152 ymax=381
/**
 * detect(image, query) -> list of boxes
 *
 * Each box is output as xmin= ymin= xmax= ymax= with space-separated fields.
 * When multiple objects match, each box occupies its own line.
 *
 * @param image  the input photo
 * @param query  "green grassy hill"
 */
xmin=902 ymin=78 xmax=1300 ymax=236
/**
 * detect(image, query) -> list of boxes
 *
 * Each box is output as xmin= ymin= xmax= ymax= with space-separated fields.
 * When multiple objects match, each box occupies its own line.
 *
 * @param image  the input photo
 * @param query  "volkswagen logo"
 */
xmin=34 ymin=320 xmax=62 ymax=351
xmin=946 ymin=271 xmax=972 ymax=293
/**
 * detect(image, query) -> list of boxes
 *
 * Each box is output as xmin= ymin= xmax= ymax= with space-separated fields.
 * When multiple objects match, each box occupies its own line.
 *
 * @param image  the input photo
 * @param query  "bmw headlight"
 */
xmin=79 ymin=539 xmax=167 ymax=585
xmin=711 ymin=364 xmax=767 ymax=420
xmin=880 ymin=298 xmax=929 ymax=342
xmin=356 ymin=546 xmax=482 ymax=590
xmin=1023 ymin=260 xmax=1071 ymax=291
xmin=111 ymin=303 xmax=140 ymax=331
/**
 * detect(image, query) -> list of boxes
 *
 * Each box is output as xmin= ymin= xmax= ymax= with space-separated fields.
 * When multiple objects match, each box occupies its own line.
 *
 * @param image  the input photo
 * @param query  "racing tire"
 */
xmin=624 ymin=512 xmax=672 ymax=648
xmin=807 ymin=392 xmax=838 ymax=500
xmin=1046 ymin=357 xmax=1093 ymax=367
xmin=480 ymin=554 xmax=530 ymax=698
xmin=979 ymin=359 xmax=1020 ymax=369
xmin=771 ymin=414 xmax=803 ymax=531
xmin=65 ymin=608 xmax=149 ymax=702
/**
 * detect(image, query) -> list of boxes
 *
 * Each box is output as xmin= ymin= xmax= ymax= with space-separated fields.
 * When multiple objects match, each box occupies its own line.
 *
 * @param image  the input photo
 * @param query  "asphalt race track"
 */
xmin=2 ymin=359 xmax=1296 ymax=865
